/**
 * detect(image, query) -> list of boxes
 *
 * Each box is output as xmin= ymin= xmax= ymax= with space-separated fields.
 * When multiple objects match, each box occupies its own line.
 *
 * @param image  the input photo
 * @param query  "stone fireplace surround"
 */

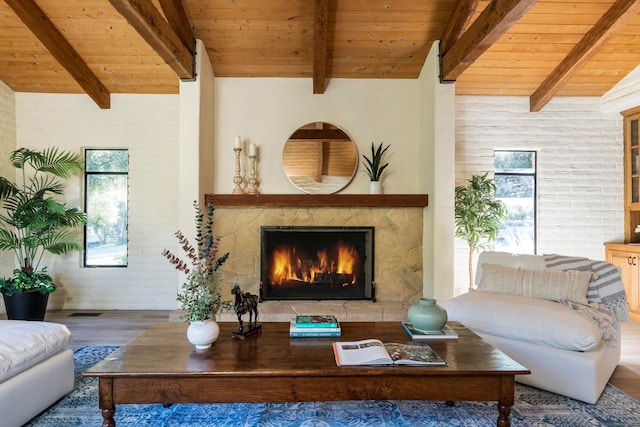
xmin=194 ymin=194 xmax=428 ymax=323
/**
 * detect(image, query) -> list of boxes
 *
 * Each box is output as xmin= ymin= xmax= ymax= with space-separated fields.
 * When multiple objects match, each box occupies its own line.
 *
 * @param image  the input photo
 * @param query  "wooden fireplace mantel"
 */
xmin=205 ymin=194 xmax=428 ymax=208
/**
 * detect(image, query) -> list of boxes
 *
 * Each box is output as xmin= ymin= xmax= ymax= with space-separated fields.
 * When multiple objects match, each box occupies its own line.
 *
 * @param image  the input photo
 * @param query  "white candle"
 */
xmin=234 ymin=136 xmax=241 ymax=149
xmin=249 ymin=143 xmax=257 ymax=156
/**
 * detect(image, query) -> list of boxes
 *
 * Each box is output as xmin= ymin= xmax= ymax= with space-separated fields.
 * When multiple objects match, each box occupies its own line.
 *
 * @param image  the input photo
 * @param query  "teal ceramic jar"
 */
xmin=407 ymin=298 xmax=448 ymax=332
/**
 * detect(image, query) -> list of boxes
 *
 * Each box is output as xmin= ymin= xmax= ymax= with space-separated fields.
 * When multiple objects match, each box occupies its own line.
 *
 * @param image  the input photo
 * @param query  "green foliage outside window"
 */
xmin=84 ymin=149 xmax=128 ymax=266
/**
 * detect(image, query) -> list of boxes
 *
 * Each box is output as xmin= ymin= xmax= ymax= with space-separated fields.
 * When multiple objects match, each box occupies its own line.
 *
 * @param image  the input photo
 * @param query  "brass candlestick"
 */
xmin=247 ymin=155 xmax=260 ymax=194
xmin=232 ymin=147 xmax=244 ymax=194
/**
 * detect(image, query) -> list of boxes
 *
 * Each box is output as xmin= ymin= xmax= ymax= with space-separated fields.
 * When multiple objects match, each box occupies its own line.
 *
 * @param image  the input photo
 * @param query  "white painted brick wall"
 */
xmin=454 ymin=96 xmax=624 ymax=295
xmin=13 ymin=93 xmax=181 ymax=310
xmin=0 ymin=82 xmax=15 ymax=304
xmin=0 ymin=81 xmax=15 ymax=182
xmin=3 ymin=91 xmax=626 ymax=308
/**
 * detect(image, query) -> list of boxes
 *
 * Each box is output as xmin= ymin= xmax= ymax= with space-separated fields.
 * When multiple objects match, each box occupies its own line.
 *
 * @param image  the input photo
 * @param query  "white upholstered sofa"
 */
xmin=441 ymin=251 xmax=628 ymax=404
xmin=0 ymin=320 xmax=74 ymax=427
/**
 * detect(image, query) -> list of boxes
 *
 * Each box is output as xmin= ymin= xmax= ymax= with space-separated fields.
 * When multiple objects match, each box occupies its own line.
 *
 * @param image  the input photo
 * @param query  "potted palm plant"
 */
xmin=0 ymin=147 xmax=87 ymax=320
xmin=455 ymin=172 xmax=507 ymax=290
xmin=162 ymin=201 xmax=230 ymax=349
xmin=362 ymin=142 xmax=390 ymax=194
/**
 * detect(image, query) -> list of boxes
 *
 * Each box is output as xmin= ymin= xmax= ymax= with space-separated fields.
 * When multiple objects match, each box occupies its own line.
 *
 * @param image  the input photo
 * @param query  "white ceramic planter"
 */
xmin=368 ymin=181 xmax=383 ymax=194
xmin=186 ymin=320 xmax=220 ymax=349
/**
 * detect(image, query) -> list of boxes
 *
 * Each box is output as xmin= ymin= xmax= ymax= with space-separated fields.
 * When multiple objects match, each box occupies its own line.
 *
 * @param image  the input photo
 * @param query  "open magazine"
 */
xmin=332 ymin=339 xmax=447 ymax=366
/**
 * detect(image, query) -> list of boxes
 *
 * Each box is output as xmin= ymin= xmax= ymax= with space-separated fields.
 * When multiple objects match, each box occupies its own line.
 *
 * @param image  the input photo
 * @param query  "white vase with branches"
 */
xmin=162 ymin=201 xmax=230 ymax=349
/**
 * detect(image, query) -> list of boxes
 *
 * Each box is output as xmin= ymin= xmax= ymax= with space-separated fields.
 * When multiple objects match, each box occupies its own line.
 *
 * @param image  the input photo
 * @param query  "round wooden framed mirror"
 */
xmin=282 ymin=122 xmax=358 ymax=194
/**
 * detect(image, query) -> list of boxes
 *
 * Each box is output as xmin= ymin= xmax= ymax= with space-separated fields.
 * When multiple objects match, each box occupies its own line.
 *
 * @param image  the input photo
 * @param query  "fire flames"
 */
xmin=269 ymin=240 xmax=359 ymax=286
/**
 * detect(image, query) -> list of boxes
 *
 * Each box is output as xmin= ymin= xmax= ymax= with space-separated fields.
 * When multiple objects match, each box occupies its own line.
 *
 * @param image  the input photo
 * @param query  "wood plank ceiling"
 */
xmin=1 ymin=0 xmax=639 ymax=111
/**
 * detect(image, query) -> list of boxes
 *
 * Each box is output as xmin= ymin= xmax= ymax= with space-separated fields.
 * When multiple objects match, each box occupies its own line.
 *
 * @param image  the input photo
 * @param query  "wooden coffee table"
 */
xmin=84 ymin=321 xmax=529 ymax=427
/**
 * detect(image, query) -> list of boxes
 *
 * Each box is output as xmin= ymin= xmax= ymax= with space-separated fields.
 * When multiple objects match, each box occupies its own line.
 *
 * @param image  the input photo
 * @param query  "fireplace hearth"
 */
xmin=260 ymin=226 xmax=375 ymax=301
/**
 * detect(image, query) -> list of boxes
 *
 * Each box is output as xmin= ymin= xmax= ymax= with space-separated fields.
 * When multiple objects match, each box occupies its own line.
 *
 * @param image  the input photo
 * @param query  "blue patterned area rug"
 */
xmin=25 ymin=346 xmax=640 ymax=426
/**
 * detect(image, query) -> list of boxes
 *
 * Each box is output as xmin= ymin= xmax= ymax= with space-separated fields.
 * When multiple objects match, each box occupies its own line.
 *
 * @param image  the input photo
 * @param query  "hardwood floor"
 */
xmin=42 ymin=310 xmax=173 ymax=350
xmin=611 ymin=319 xmax=640 ymax=400
xmin=5 ymin=310 xmax=640 ymax=401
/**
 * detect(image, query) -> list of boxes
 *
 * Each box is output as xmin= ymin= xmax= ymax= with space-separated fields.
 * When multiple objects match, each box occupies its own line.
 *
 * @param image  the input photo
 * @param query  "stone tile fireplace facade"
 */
xmin=209 ymin=196 xmax=426 ymax=322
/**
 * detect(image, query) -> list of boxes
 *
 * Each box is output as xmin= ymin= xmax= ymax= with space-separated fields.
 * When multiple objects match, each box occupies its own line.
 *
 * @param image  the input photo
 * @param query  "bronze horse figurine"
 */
xmin=232 ymin=282 xmax=259 ymax=334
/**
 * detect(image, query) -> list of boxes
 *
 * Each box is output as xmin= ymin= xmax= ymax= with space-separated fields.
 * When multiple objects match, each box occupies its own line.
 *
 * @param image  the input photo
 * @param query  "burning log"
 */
xmin=269 ymin=241 xmax=359 ymax=287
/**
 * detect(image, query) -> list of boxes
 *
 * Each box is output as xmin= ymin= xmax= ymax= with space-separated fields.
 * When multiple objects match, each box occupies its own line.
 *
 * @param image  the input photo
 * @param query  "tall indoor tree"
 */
xmin=455 ymin=172 xmax=508 ymax=290
xmin=0 ymin=147 xmax=86 ymax=320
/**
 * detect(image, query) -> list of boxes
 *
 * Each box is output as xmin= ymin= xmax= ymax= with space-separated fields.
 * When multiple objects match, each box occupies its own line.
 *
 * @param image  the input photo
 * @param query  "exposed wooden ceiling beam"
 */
xmin=109 ymin=0 xmax=193 ymax=79
xmin=530 ymin=0 xmax=640 ymax=112
xmin=440 ymin=0 xmax=480 ymax=56
xmin=4 ymin=0 xmax=110 ymax=109
xmin=441 ymin=0 xmax=538 ymax=81
xmin=313 ymin=0 xmax=329 ymax=94
xmin=158 ymin=0 xmax=195 ymax=54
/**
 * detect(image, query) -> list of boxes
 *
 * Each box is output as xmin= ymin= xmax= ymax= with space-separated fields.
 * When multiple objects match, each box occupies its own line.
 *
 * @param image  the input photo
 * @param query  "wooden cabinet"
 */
xmin=623 ymin=106 xmax=640 ymax=243
xmin=605 ymin=243 xmax=640 ymax=319
xmin=613 ymin=107 xmax=640 ymax=320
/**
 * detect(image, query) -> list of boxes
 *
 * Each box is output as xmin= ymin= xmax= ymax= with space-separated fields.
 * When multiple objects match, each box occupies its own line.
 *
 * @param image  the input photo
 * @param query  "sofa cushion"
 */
xmin=475 ymin=251 xmax=546 ymax=286
xmin=543 ymin=254 xmax=599 ymax=302
xmin=0 ymin=320 xmax=72 ymax=383
xmin=441 ymin=291 xmax=603 ymax=351
xmin=477 ymin=263 xmax=591 ymax=305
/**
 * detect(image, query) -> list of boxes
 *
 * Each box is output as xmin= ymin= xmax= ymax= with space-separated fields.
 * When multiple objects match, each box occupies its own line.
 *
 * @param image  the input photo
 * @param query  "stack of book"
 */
xmin=289 ymin=315 xmax=341 ymax=337
xmin=401 ymin=321 xmax=458 ymax=340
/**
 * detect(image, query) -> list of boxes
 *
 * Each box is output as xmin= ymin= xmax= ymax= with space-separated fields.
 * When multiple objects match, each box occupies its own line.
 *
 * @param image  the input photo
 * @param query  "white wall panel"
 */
xmin=454 ymin=96 xmax=624 ymax=296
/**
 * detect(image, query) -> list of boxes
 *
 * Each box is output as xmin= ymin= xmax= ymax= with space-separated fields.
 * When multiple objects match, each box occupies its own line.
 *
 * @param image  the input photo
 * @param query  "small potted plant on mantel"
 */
xmin=162 ymin=201 xmax=230 ymax=349
xmin=362 ymin=142 xmax=390 ymax=194
xmin=0 ymin=147 xmax=87 ymax=321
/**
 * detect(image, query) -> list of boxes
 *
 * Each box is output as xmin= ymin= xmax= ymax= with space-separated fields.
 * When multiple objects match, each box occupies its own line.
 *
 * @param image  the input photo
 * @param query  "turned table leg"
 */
xmin=101 ymin=407 xmax=116 ymax=427
xmin=99 ymin=378 xmax=116 ymax=427
xmin=496 ymin=375 xmax=515 ymax=427
xmin=497 ymin=403 xmax=511 ymax=427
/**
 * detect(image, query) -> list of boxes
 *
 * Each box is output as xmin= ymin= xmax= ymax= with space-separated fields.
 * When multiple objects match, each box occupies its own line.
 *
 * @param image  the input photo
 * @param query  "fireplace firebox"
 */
xmin=260 ymin=226 xmax=375 ymax=301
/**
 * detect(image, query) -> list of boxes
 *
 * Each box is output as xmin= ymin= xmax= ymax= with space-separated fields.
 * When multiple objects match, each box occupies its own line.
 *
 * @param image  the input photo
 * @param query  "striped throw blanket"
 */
xmin=544 ymin=254 xmax=629 ymax=322
xmin=544 ymin=254 xmax=628 ymax=346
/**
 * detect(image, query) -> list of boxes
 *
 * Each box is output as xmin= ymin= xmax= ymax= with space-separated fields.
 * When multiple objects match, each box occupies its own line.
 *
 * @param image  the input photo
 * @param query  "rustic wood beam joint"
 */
xmin=109 ymin=0 xmax=194 ymax=79
xmin=440 ymin=0 xmax=480 ymax=56
xmin=313 ymin=0 xmax=329 ymax=94
xmin=5 ymin=0 xmax=111 ymax=109
xmin=441 ymin=0 xmax=538 ymax=82
xmin=158 ymin=0 xmax=195 ymax=54
xmin=529 ymin=0 xmax=640 ymax=112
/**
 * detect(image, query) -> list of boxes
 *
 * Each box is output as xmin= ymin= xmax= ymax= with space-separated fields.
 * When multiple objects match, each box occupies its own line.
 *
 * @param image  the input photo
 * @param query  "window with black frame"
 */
xmin=494 ymin=151 xmax=537 ymax=254
xmin=84 ymin=149 xmax=128 ymax=267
